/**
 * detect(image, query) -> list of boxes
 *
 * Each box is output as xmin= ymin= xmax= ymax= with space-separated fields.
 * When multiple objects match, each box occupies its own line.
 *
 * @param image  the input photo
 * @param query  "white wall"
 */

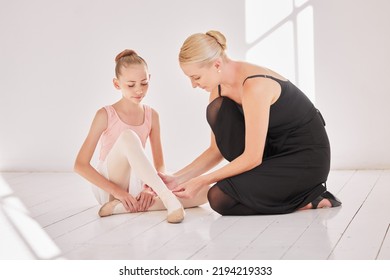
xmin=0 ymin=0 xmax=389 ymax=171
xmin=0 ymin=0 xmax=246 ymax=172
xmin=313 ymin=0 xmax=390 ymax=169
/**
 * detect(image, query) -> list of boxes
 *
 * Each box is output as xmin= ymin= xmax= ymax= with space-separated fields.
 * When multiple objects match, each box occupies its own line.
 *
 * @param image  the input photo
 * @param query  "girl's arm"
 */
xmin=74 ymin=108 xmax=139 ymax=212
xmin=149 ymin=109 xmax=165 ymax=173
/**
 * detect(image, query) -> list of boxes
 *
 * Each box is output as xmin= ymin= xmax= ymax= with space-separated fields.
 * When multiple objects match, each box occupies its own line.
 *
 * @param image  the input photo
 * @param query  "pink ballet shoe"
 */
xmin=98 ymin=199 xmax=122 ymax=217
xmin=167 ymin=207 xmax=185 ymax=223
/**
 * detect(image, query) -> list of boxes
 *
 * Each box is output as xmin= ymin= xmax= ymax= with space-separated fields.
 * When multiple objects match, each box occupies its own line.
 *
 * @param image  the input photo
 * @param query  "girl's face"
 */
xmin=113 ymin=64 xmax=150 ymax=104
xmin=180 ymin=61 xmax=220 ymax=93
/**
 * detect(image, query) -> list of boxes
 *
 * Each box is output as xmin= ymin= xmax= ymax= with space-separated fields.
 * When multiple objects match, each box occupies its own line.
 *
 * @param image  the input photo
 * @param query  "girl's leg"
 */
xmin=92 ymin=153 xmax=129 ymax=206
xmin=100 ymin=129 xmax=184 ymax=223
xmin=147 ymin=185 xmax=209 ymax=211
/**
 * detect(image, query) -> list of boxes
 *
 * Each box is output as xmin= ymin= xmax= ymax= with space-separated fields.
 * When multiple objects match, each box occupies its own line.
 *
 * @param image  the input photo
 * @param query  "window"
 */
xmin=246 ymin=0 xmax=315 ymax=102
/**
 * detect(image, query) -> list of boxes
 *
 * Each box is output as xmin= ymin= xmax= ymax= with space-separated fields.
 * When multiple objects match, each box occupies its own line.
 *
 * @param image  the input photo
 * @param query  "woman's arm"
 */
xmin=172 ymin=88 xmax=224 ymax=184
xmin=158 ymin=88 xmax=224 ymax=189
xmin=149 ymin=109 xmax=165 ymax=173
xmin=74 ymin=108 xmax=139 ymax=211
xmin=173 ymin=78 xmax=278 ymax=198
xmin=200 ymin=78 xmax=276 ymax=184
xmin=173 ymin=132 xmax=224 ymax=184
xmin=159 ymin=132 xmax=223 ymax=191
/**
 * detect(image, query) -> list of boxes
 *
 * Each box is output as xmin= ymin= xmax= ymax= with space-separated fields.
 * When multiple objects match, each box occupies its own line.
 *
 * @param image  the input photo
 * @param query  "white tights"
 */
xmin=93 ymin=129 xmax=207 ymax=214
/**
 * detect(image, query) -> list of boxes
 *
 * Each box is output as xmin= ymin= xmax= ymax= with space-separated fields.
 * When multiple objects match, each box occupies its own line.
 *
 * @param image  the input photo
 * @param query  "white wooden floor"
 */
xmin=1 ymin=170 xmax=389 ymax=260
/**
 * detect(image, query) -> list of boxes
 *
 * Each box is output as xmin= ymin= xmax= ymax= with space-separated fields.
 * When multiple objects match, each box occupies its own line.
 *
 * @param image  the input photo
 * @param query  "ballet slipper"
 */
xmin=157 ymin=191 xmax=185 ymax=223
xmin=167 ymin=207 xmax=185 ymax=223
xmin=98 ymin=197 xmax=185 ymax=223
xmin=98 ymin=199 xmax=122 ymax=217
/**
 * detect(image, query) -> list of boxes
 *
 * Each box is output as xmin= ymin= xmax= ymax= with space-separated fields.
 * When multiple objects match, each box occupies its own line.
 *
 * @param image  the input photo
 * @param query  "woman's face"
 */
xmin=180 ymin=62 xmax=220 ymax=93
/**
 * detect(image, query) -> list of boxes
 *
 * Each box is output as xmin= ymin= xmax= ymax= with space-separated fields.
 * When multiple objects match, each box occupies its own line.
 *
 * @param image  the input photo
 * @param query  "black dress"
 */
xmin=206 ymin=75 xmax=330 ymax=214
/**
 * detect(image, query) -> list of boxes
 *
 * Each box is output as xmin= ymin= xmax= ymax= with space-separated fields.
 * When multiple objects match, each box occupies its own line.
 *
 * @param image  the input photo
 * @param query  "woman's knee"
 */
xmin=207 ymin=186 xmax=230 ymax=215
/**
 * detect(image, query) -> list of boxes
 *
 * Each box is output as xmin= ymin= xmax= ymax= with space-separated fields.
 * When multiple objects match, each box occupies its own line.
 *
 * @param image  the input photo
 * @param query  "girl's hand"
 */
xmin=136 ymin=190 xmax=156 ymax=211
xmin=112 ymin=188 xmax=139 ymax=212
xmin=143 ymin=184 xmax=157 ymax=196
xmin=158 ymin=172 xmax=179 ymax=190
xmin=172 ymin=176 xmax=208 ymax=199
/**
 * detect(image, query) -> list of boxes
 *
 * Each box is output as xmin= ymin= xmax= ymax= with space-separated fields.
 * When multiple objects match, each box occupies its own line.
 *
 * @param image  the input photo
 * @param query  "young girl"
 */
xmin=74 ymin=50 xmax=194 ymax=223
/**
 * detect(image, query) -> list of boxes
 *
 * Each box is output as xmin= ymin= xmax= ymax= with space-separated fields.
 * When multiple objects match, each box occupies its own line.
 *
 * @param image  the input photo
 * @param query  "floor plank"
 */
xmin=1 ymin=170 xmax=389 ymax=260
xmin=329 ymin=170 xmax=390 ymax=259
xmin=281 ymin=170 xmax=355 ymax=259
xmin=377 ymin=223 xmax=390 ymax=260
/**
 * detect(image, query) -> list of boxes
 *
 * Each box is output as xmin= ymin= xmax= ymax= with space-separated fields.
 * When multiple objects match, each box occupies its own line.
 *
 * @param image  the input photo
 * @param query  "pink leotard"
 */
xmin=98 ymin=105 xmax=152 ymax=161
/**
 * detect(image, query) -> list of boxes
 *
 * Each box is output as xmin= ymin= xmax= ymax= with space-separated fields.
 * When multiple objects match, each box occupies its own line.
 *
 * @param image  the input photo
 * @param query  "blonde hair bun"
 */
xmin=205 ymin=30 xmax=227 ymax=51
xmin=115 ymin=49 xmax=138 ymax=63
xmin=114 ymin=49 xmax=147 ymax=77
xmin=179 ymin=30 xmax=228 ymax=65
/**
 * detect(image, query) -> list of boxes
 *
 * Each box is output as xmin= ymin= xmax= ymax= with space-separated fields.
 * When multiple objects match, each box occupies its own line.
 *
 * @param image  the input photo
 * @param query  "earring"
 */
xmin=218 ymin=69 xmax=221 ymax=73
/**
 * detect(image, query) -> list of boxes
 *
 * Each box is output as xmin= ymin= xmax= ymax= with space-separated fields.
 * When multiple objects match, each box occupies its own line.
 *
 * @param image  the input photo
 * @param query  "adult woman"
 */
xmin=161 ymin=30 xmax=341 ymax=215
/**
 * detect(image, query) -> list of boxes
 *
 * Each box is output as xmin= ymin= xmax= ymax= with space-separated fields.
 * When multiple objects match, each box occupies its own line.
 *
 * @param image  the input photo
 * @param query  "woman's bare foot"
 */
xmin=299 ymin=198 xmax=332 ymax=210
xmin=300 ymin=191 xmax=341 ymax=210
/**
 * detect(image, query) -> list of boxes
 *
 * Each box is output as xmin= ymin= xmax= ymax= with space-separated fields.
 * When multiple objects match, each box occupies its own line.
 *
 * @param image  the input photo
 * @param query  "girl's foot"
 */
xmin=167 ymin=207 xmax=185 ymax=223
xmin=159 ymin=191 xmax=185 ymax=223
xmin=98 ymin=197 xmax=185 ymax=223
xmin=98 ymin=199 xmax=122 ymax=217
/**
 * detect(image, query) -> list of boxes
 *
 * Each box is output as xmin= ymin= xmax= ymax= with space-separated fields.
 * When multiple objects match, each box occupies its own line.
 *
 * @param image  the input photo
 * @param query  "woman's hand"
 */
xmin=172 ymin=175 xmax=209 ymax=199
xmin=112 ymin=188 xmax=139 ymax=212
xmin=158 ymin=172 xmax=179 ymax=190
xmin=136 ymin=190 xmax=156 ymax=212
